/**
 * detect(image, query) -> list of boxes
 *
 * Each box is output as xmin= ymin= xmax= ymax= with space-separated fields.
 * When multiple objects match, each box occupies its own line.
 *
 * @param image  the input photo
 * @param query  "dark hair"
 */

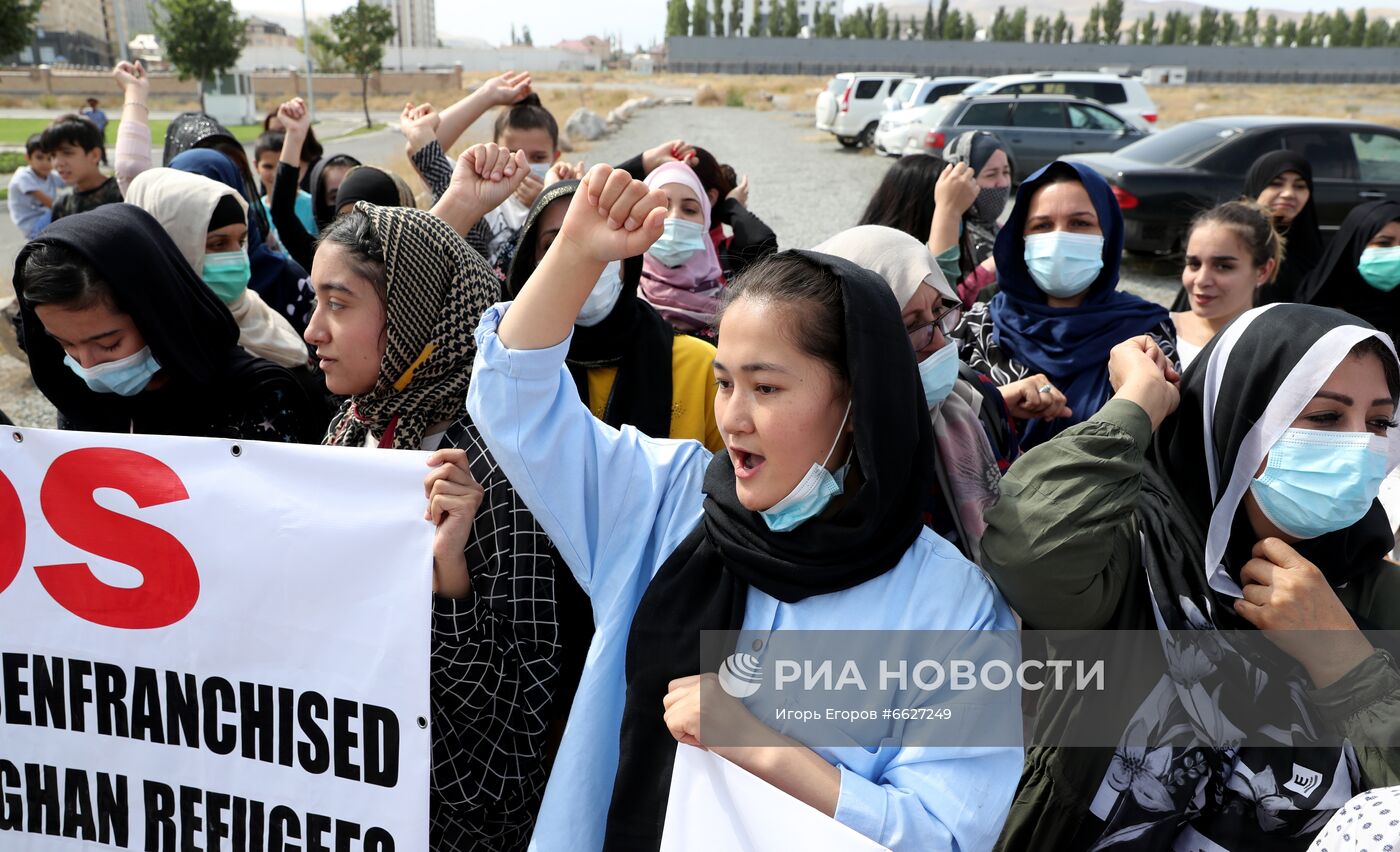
xmin=317 ymin=208 xmax=388 ymax=308
xmin=689 ymin=147 xmax=736 ymax=200
xmin=254 ymin=130 xmax=285 ymax=160
xmin=1350 ymin=336 xmax=1400 ymax=405
xmin=492 ymin=93 xmax=559 ymax=149
xmin=24 ymin=133 xmax=44 ymax=156
xmin=39 ymin=114 xmax=103 ymax=154
xmin=859 ymin=154 xmax=974 ymax=280
xmin=263 ymin=109 xmax=323 ymax=162
xmin=719 ymin=253 xmax=849 ymax=388
xmin=20 ymin=243 xmax=119 ymax=312
xmin=1188 ymin=199 xmax=1285 ymax=282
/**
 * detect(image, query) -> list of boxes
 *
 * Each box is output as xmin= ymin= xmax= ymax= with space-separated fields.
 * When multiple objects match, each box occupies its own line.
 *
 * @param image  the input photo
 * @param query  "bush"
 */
xmin=694 ymin=83 xmax=722 ymax=107
xmin=724 ymin=87 xmax=744 ymax=108
xmin=0 ymin=151 xmax=26 ymax=173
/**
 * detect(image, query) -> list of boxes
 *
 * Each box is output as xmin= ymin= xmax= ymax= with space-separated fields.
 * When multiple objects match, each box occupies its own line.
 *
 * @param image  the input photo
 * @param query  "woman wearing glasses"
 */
xmin=817 ymin=226 xmax=1067 ymax=565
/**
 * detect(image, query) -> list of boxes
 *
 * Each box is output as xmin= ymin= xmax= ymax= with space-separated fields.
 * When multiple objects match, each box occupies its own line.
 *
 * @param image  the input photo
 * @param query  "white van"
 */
xmin=960 ymin=72 xmax=1161 ymax=131
xmin=815 ymin=72 xmax=912 ymax=148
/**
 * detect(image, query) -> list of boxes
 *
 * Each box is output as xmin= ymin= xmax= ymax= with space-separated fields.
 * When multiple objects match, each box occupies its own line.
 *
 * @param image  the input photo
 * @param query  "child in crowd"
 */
xmin=42 ymin=114 xmax=122 ymax=221
xmin=253 ymin=130 xmax=318 ymax=241
xmin=8 ymin=132 xmax=63 ymax=238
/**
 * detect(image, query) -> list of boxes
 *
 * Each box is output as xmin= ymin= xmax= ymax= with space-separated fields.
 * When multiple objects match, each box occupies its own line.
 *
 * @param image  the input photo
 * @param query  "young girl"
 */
xmin=459 ymin=154 xmax=1021 ymax=851
xmin=307 ymin=199 xmax=569 ymax=851
xmin=944 ymin=130 xmax=1013 ymax=303
xmin=638 ymin=161 xmax=727 ymax=338
xmin=981 ymin=305 xmax=1400 ymax=850
xmin=1170 ymin=200 xmax=1282 ymax=371
xmin=858 ymin=154 xmax=980 ymax=290
xmin=950 ymin=161 xmax=1177 ymax=450
xmin=1299 ymin=200 xmax=1400 ymax=344
xmin=15 ymin=204 xmax=321 ymax=442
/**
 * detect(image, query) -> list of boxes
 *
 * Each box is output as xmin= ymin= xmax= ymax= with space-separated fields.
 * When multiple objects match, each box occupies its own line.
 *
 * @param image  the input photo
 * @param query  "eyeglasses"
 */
xmin=907 ymin=299 xmax=962 ymax=352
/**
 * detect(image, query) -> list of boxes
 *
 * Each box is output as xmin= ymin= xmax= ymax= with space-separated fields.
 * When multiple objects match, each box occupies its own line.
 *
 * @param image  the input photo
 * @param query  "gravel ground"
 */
xmin=0 ymin=103 xmax=1183 ymax=429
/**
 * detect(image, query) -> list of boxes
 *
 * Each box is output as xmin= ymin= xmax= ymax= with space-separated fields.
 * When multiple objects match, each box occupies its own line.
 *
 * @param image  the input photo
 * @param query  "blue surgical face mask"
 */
xmin=576 ymin=260 xmax=624 ymax=327
xmin=1249 ymin=427 xmax=1389 ymax=540
xmin=917 ymin=342 xmax=960 ymax=408
xmin=64 ymin=345 xmax=162 ymax=396
xmin=1024 ymin=231 xmax=1105 ymax=299
xmin=202 ymin=249 xmax=251 ymax=304
xmin=1358 ymin=246 xmax=1400 ymax=293
xmin=759 ymin=401 xmax=853 ymax=533
xmin=647 ymin=218 xmax=708 ymax=268
xmin=529 ymin=162 xmax=552 ymax=181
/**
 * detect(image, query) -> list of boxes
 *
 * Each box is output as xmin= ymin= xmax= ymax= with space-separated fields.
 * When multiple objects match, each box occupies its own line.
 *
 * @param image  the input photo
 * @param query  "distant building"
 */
xmin=20 ymin=0 xmax=114 ymax=65
xmin=740 ymin=0 xmax=843 ymax=34
xmin=245 ymin=16 xmax=297 ymax=48
xmin=554 ymin=35 xmax=612 ymax=63
xmin=630 ymin=52 xmax=655 ymax=75
xmin=369 ymin=0 xmax=437 ymax=64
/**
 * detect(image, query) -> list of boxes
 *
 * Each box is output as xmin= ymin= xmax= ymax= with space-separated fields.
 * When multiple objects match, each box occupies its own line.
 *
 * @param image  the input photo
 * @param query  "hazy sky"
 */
xmin=231 ymin=0 xmax=1383 ymax=53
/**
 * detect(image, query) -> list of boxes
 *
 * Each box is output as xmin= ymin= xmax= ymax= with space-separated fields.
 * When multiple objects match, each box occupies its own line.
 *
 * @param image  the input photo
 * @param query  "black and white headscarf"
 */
xmin=1090 ymin=304 xmax=1399 ymax=850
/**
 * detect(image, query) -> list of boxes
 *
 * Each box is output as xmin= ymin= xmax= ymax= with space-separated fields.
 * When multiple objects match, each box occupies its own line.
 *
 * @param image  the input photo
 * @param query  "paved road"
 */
xmin=0 ymin=103 xmax=1182 ymax=428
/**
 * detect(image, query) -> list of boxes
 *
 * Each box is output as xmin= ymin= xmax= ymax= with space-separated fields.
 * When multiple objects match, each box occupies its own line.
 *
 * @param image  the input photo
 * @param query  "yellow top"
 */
xmin=585 ymin=333 xmax=724 ymax=451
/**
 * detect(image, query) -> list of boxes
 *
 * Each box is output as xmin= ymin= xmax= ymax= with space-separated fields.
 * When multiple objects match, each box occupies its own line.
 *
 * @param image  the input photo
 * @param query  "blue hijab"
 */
xmin=989 ymin=160 xmax=1169 ymax=448
xmin=170 ymin=149 xmax=314 ymax=332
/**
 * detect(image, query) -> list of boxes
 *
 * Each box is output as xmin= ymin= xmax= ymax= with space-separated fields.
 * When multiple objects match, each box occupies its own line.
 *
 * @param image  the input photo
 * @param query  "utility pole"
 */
xmin=301 ymin=0 xmax=315 ymax=120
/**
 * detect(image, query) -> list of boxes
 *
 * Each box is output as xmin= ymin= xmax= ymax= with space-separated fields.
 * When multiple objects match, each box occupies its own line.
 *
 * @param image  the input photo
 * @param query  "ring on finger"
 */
xmin=1037 ymin=384 xmax=1053 ymax=394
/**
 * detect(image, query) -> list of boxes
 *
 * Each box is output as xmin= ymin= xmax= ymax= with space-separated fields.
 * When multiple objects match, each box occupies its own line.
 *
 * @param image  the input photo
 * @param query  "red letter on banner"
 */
xmin=0 ymin=472 xmax=22 ymax=595
xmin=35 ymin=448 xmax=199 ymax=628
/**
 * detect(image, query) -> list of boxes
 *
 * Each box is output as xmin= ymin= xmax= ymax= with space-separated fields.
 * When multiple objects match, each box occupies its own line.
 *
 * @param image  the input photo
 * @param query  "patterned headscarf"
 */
xmin=325 ymin=203 xmax=498 ymax=450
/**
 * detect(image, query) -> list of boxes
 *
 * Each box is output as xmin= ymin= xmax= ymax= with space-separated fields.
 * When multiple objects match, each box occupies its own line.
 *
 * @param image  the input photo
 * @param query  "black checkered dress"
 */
xmin=409 ymin=140 xmax=494 ymax=264
xmin=428 ymin=416 xmax=563 ymax=852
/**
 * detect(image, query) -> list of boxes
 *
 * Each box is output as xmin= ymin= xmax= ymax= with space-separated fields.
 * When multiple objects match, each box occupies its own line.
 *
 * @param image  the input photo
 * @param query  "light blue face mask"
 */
xmin=64 ymin=345 xmax=162 ymax=396
xmin=647 ymin=218 xmax=708 ymax=268
xmin=917 ymin=342 xmax=960 ymax=409
xmin=1249 ymin=427 xmax=1389 ymax=540
xmin=1023 ymin=231 xmax=1105 ymax=299
xmin=1359 ymin=245 xmax=1400 ymax=293
xmin=759 ymin=401 xmax=853 ymax=533
xmin=202 ymin=249 xmax=251 ymax=304
xmin=576 ymin=261 xmax=623 ymax=327
xmin=529 ymin=162 xmax=552 ymax=181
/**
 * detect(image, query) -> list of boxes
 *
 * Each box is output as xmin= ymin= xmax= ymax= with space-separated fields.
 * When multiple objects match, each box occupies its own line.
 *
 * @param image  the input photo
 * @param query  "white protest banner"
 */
xmin=0 ymin=427 xmax=433 ymax=851
xmin=660 ymin=744 xmax=890 ymax=852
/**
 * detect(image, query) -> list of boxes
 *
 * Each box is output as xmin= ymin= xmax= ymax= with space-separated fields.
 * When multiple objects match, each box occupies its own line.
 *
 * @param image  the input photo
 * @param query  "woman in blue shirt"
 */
xmin=459 ymin=149 xmax=1021 ymax=851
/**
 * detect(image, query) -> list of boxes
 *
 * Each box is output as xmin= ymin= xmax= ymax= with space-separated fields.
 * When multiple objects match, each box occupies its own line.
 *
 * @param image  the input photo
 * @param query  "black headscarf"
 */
xmin=14 ymin=204 xmax=303 ymax=438
xmin=506 ymin=180 xmax=675 ymax=439
xmin=334 ymin=166 xmax=415 ymax=214
xmin=1247 ymin=151 xmax=1324 ymax=305
xmin=309 ymin=154 xmax=362 ymax=229
xmin=161 ymin=111 xmax=236 ymax=166
xmin=1091 ymin=303 xmax=1399 ymax=848
xmin=602 ymin=250 xmax=937 ymax=849
xmin=1297 ymin=200 xmax=1400 ymax=343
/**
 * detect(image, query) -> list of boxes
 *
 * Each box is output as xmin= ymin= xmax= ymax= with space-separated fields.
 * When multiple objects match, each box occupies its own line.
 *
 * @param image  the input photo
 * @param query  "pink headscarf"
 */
xmin=639 ymin=161 xmax=726 ymax=332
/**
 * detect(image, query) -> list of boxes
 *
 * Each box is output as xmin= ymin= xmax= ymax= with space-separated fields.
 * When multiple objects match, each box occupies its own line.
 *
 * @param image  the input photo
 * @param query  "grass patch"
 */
xmin=0 ymin=117 xmax=266 ymax=147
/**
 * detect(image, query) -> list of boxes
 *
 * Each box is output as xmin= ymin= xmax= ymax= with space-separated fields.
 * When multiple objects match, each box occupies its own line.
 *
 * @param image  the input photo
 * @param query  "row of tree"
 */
xmin=666 ymin=0 xmax=1400 ymax=47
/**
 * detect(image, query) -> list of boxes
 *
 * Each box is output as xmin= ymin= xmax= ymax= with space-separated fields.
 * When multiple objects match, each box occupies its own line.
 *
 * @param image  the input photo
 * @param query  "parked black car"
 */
xmin=1064 ymin=116 xmax=1400 ymax=254
xmin=920 ymin=93 xmax=1148 ymax=178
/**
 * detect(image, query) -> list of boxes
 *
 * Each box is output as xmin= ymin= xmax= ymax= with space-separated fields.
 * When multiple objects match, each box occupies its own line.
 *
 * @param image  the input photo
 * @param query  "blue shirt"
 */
xmin=467 ymin=304 xmax=1022 ymax=852
xmin=8 ymin=166 xmax=62 ymax=238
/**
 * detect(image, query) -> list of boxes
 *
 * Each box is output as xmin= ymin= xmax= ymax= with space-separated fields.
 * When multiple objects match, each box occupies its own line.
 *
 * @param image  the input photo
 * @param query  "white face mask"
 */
xmin=529 ymin=162 xmax=552 ymax=181
xmin=576 ymin=261 xmax=624 ymax=327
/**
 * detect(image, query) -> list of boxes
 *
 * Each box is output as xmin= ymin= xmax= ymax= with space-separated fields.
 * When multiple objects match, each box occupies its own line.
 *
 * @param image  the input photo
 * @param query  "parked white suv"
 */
xmin=882 ymin=76 xmax=983 ymax=114
xmin=960 ymin=72 xmax=1160 ymax=131
xmin=816 ymin=72 xmax=911 ymax=148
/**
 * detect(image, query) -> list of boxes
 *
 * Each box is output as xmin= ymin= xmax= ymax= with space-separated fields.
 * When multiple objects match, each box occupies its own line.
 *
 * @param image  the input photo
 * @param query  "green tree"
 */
xmin=1010 ymin=7 xmax=1027 ymax=41
xmin=1329 ymin=7 xmax=1351 ymax=45
xmin=963 ymin=11 xmax=976 ymax=39
xmin=667 ymin=0 xmax=690 ymax=36
xmin=875 ymin=3 xmax=889 ymax=37
xmin=990 ymin=6 xmax=1007 ymax=39
xmin=1220 ymin=11 xmax=1238 ymax=45
xmin=301 ymin=19 xmax=346 ymax=72
xmin=1032 ymin=14 xmax=1045 ymax=41
xmin=1082 ymin=5 xmax=1101 ymax=43
xmin=945 ymin=9 xmax=963 ymax=39
xmin=1365 ymin=16 xmax=1390 ymax=46
xmin=521 ymin=25 xmax=532 ymax=44
xmin=321 ymin=0 xmax=396 ymax=128
xmin=1052 ymin=10 xmax=1067 ymax=42
xmin=891 ymin=13 xmax=901 ymax=38
xmin=933 ymin=0 xmax=944 ymax=37
xmin=1242 ymin=7 xmax=1259 ymax=45
xmin=1349 ymin=8 xmax=1367 ymax=46
xmin=692 ymin=0 xmax=709 ymax=36
xmin=1281 ymin=17 xmax=1298 ymax=46
xmin=1262 ymin=13 xmax=1278 ymax=46
xmin=1298 ymin=12 xmax=1315 ymax=46
xmin=713 ymin=0 xmax=725 ymax=34
xmin=1141 ymin=11 xmax=1157 ymax=43
xmin=1126 ymin=18 xmax=1139 ymax=43
xmin=782 ymin=0 xmax=799 ymax=35
xmin=729 ymin=0 xmax=742 ymax=35
xmin=1066 ymin=21 xmax=1075 ymax=42
xmin=0 ymin=0 xmax=41 ymax=61
xmin=748 ymin=0 xmax=760 ymax=35
xmin=1102 ymin=0 xmax=1124 ymax=43
xmin=153 ymin=0 xmax=247 ymax=113
xmin=1196 ymin=6 xmax=1218 ymax=44
xmin=767 ymin=0 xmax=781 ymax=35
